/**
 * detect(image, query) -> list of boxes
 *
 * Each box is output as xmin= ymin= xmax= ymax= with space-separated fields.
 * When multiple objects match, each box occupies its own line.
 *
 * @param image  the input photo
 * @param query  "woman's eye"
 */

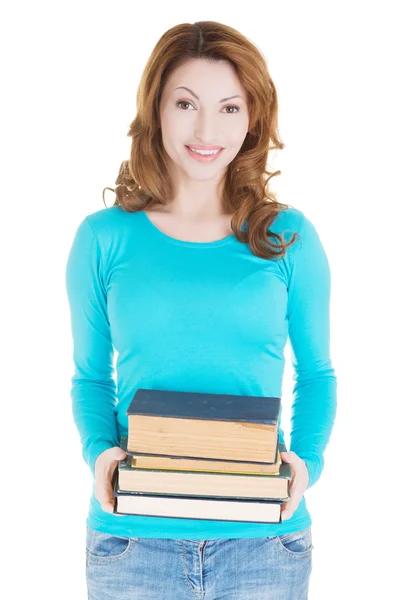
xmin=176 ymin=101 xmax=239 ymax=114
xmin=176 ymin=100 xmax=194 ymax=110
xmin=223 ymin=106 xmax=240 ymax=114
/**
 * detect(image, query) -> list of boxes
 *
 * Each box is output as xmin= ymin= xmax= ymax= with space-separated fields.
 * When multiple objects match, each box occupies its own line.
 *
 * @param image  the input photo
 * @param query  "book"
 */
xmin=112 ymin=469 xmax=284 ymax=523
xmin=126 ymin=388 xmax=281 ymax=464
xmin=117 ymin=436 xmax=290 ymax=499
xmin=127 ymin=447 xmax=282 ymax=475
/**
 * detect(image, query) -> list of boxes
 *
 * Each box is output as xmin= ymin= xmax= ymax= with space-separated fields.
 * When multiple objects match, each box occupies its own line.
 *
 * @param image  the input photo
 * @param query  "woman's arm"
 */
xmin=65 ymin=216 xmax=120 ymax=477
xmin=287 ymin=211 xmax=337 ymax=490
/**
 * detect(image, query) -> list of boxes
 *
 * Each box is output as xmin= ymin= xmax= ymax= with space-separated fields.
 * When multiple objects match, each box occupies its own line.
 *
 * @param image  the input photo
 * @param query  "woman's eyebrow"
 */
xmin=173 ymin=86 xmax=244 ymax=103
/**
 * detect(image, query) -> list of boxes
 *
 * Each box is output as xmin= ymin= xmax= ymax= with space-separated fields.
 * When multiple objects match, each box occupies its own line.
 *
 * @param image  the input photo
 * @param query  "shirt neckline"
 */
xmin=140 ymin=210 xmax=236 ymax=248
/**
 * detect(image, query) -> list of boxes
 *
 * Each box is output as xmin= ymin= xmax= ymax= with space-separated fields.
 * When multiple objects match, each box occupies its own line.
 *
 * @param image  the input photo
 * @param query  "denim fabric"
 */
xmin=85 ymin=524 xmax=313 ymax=599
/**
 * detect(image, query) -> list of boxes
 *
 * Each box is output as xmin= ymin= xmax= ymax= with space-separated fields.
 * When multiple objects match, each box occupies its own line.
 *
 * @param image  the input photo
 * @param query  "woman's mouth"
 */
xmin=185 ymin=145 xmax=224 ymax=163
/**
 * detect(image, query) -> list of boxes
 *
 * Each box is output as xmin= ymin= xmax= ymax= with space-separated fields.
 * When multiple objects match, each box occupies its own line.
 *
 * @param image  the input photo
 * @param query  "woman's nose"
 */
xmin=194 ymin=114 xmax=219 ymax=144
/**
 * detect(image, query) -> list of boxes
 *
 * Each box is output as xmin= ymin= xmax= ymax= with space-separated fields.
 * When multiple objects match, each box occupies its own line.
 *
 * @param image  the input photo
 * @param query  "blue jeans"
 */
xmin=86 ymin=524 xmax=313 ymax=599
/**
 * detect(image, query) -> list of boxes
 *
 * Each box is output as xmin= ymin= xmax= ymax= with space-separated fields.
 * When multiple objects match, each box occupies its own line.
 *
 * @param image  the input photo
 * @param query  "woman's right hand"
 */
xmin=94 ymin=446 xmax=128 ymax=513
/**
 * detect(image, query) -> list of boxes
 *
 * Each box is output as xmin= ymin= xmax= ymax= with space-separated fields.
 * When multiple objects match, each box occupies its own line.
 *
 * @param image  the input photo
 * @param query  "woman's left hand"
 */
xmin=279 ymin=451 xmax=310 ymax=521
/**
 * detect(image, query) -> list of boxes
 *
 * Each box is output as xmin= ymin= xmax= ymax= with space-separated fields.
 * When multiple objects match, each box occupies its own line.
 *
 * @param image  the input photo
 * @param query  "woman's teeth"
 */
xmin=189 ymin=147 xmax=220 ymax=155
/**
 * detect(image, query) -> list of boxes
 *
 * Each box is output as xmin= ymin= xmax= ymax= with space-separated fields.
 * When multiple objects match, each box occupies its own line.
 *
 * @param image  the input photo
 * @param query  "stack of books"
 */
xmin=112 ymin=388 xmax=291 ymax=523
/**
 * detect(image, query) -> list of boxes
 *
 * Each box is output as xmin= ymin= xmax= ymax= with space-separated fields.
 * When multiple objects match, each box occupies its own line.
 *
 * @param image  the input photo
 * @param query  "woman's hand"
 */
xmin=94 ymin=446 xmax=128 ymax=514
xmin=279 ymin=451 xmax=310 ymax=520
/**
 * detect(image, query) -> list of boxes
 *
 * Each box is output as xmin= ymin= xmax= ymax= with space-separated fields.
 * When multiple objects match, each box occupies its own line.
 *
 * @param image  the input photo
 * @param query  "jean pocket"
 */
xmin=273 ymin=527 xmax=314 ymax=560
xmin=86 ymin=525 xmax=138 ymax=564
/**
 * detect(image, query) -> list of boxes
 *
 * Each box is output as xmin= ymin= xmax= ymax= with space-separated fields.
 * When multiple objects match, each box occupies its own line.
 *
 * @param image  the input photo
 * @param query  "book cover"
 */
xmin=126 ymin=388 xmax=281 ymax=424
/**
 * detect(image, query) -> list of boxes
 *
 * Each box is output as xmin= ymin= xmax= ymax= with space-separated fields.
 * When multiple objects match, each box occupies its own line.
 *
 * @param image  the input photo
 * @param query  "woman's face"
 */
xmin=159 ymin=58 xmax=249 ymax=183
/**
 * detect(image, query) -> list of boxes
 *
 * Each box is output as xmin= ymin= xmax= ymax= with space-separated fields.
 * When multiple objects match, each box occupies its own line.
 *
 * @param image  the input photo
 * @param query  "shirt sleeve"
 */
xmin=65 ymin=216 xmax=120 ymax=477
xmin=286 ymin=212 xmax=337 ymax=490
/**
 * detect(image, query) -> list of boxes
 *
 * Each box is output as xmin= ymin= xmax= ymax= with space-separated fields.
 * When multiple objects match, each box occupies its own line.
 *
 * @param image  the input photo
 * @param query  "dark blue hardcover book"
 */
xmin=125 ymin=388 xmax=281 ymax=465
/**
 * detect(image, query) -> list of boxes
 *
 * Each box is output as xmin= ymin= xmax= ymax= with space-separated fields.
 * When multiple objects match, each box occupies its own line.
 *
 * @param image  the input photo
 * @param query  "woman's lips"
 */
xmin=185 ymin=145 xmax=224 ymax=163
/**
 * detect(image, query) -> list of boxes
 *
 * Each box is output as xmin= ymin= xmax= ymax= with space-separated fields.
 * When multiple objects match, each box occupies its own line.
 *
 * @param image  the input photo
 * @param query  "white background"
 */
xmin=2 ymin=1 xmax=399 ymax=598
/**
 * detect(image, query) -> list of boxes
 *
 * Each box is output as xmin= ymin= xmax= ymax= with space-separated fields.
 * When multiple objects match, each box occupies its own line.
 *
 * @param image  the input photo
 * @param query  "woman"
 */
xmin=66 ymin=20 xmax=337 ymax=600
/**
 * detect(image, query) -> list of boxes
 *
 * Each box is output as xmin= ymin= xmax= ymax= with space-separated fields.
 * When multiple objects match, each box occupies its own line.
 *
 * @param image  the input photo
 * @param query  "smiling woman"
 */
xmin=103 ymin=20 xmax=300 ymax=261
xmin=66 ymin=19 xmax=337 ymax=600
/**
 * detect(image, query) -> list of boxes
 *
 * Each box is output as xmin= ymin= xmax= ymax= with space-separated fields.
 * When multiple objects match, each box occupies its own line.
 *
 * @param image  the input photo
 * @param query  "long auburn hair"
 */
xmin=102 ymin=20 xmax=299 ymax=259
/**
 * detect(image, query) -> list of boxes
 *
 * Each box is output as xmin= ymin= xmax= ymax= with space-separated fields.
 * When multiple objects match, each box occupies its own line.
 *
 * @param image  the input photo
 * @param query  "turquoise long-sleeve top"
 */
xmin=65 ymin=204 xmax=337 ymax=539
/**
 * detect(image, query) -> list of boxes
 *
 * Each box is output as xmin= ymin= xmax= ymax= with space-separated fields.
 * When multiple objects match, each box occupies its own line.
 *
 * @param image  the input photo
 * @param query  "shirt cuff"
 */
xmin=86 ymin=439 xmax=120 ymax=478
xmin=294 ymin=452 xmax=323 ymax=490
